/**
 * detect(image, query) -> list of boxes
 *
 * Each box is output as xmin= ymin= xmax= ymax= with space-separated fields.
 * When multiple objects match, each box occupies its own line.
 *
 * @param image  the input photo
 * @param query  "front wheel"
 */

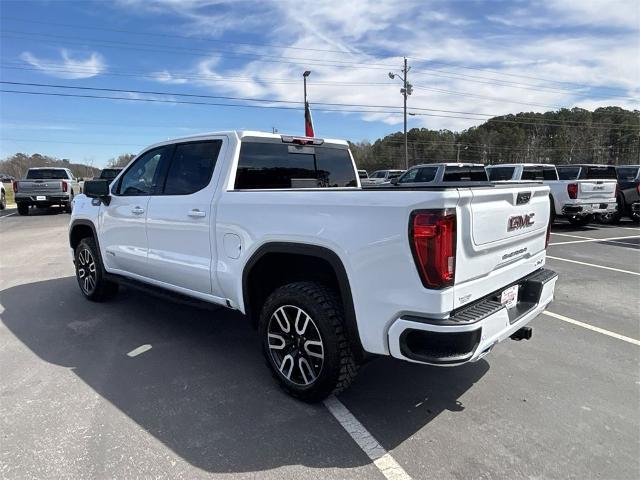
xmin=259 ymin=281 xmax=357 ymax=402
xmin=0 ymin=190 xmax=5 ymax=210
xmin=74 ymin=237 xmax=119 ymax=301
xmin=567 ymin=214 xmax=593 ymax=227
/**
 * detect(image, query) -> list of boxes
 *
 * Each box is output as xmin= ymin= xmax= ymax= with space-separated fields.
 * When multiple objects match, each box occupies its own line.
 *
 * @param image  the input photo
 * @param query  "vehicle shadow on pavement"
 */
xmin=1 ymin=277 xmax=488 ymax=473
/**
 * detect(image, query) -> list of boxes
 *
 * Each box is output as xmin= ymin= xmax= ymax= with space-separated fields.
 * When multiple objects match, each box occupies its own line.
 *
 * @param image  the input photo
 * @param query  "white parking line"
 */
xmin=546 ymin=255 xmax=640 ymax=276
xmin=324 ymin=395 xmax=412 ymax=480
xmin=549 ymin=235 xmax=639 ymax=246
xmin=550 ymin=233 xmax=594 ymax=239
xmin=0 ymin=212 xmax=16 ymax=218
xmin=543 ymin=311 xmax=640 ymax=346
xmin=127 ymin=344 xmax=152 ymax=357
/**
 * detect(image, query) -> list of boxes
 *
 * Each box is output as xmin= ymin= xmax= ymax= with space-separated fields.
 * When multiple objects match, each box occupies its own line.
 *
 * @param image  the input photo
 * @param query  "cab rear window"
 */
xmin=443 ymin=166 xmax=488 ymax=181
xmin=235 ymin=141 xmax=357 ymax=189
xmin=487 ymin=167 xmax=514 ymax=181
xmin=583 ymin=166 xmax=617 ymax=180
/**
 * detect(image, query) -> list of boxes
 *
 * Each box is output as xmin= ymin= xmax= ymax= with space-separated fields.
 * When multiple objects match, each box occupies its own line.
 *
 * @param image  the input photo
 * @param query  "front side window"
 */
xmin=163 ymin=141 xmax=222 ymax=195
xmin=116 ymin=146 xmax=171 ymax=196
xmin=487 ymin=167 xmax=515 ymax=181
xmin=235 ymin=142 xmax=356 ymax=189
xmin=399 ymin=167 xmax=437 ymax=183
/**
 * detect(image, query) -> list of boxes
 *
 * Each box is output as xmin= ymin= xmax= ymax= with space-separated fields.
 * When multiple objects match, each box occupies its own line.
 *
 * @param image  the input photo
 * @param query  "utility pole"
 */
xmin=388 ymin=57 xmax=412 ymax=169
xmin=457 ymin=143 xmax=461 ymax=162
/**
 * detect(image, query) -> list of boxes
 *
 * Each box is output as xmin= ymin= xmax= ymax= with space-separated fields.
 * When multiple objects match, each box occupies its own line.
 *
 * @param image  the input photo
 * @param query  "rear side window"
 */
xmin=26 ymin=169 xmax=68 ymax=180
xmin=583 ymin=166 xmax=617 ymax=180
xmin=487 ymin=167 xmax=515 ymax=181
xmin=617 ymin=167 xmax=640 ymax=181
xmin=522 ymin=167 xmax=543 ymax=181
xmin=543 ymin=167 xmax=558 ymax=180
xmin=235 ymin=142 xmax=357 ymax=189
xmin=444 ymin=166 xmax=487 ymax=182
xmin=557 ymin=167 xmax=580 ymax=180
xmin=163 ymin=141 xmax=222 ymax=195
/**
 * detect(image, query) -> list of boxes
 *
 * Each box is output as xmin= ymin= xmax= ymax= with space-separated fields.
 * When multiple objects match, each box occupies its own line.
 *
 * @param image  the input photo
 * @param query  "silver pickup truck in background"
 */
xmin=14 ymin=167 xmax=80 ymax=216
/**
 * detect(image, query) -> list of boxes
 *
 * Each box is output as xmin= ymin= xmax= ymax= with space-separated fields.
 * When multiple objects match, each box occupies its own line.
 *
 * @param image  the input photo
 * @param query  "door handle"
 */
xmin=131 ymin=206 xmax=145 ymax=215
xmin=188 ymin=209 xmax=206 ymax=218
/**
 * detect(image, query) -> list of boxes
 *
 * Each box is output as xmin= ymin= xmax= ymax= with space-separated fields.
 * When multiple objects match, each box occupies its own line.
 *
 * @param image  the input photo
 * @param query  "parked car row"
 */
xmin=358 ymin=163 xmax=637 ymax=225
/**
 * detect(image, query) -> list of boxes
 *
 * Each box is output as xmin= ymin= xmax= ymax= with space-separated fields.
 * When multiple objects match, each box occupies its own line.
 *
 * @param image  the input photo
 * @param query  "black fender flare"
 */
xmin=242 ymin=242 xmax=363 ymax=356
xmin=69 ymin=219 xmax=101 ymax=252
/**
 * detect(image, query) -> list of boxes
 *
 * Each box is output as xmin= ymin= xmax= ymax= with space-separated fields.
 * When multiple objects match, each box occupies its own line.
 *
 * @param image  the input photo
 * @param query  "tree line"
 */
xmin=0 ymin=153 xmax=136 ymax=179
xmin=350 ymin=106 xmax=640 ymax=172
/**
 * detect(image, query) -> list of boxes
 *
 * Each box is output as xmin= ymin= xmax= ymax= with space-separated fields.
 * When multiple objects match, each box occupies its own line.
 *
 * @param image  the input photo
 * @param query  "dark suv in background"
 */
xmin=614 ymin=165 xmax=640 ymax=223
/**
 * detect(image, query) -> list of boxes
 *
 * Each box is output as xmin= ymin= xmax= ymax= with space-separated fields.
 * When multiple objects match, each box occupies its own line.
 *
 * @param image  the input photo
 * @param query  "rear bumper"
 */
xmin=15 ymin=194 xmax=71 ymax=205
xmin=387 ymin=268 xmax=558 ymax=365
xmin=562 ymin=202 xmax=616 ymax=216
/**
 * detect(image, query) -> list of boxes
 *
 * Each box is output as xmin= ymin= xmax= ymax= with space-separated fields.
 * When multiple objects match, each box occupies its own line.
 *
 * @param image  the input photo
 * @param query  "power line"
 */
xmin=2 ymin=29 xmax=637 ymax=100
xmin=2 ymin=88 xmax=638 ymax=130
xmin=3 ymin=16 xmax=632 ymax=95
xmin=3 ymin=81 xmax=637 ymax=128
xmin=0 ymin=137 xmax=143 ymax=147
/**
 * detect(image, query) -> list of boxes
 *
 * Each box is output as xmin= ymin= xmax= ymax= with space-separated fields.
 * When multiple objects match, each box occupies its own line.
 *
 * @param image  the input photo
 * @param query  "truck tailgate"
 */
xmin=577 ymin=180 xmax=616 ymax=200
xmin=453 ymin=184 xmax=550 ymax=309
xmin=16 ymin=180 xmax=64 ymax=194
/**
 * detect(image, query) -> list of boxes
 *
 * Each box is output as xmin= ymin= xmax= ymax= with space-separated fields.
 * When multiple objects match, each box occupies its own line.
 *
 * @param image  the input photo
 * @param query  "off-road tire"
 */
xmin=259 ymin=281 xmax=358 ymax=402
xmin=74 ymin=237 xmax=119 ymax=301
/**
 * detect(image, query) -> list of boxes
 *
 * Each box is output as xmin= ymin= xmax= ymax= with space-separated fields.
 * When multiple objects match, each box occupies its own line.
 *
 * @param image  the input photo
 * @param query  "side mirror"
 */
xmin=390 ymin=177 xmax=399 ymax=185
xmin=83 ymin=180 xmax=111 ymax=205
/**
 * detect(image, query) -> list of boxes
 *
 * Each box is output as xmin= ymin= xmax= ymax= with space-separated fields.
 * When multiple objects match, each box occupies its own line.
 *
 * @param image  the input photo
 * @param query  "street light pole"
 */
xmin=389 ymin=58 xmax=412 ymax=170
xmin=403 ymin=57 xmax=408 ymax=170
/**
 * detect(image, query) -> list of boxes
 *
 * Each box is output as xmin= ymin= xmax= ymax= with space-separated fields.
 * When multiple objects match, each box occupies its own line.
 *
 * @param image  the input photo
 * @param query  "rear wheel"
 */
xmin=0 ymin=190 xmax=5 ymax=210
xmin=17 ymin=203 xmax=29 ymax=216
xmin=74 ymin=237 xmax=119 ymax=301
xmin=259 ymin=281 xmax=357 ymax=402
xmin=567 ymin=214 xmax=593 ymax=227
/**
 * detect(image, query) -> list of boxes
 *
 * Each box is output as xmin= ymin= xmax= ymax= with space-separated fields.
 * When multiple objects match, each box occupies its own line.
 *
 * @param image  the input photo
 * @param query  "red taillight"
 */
xmin=62 ymin=180 xmax=68 ymax=192
xmin=410 ymin=210 xmax=456 ymax=289
xmin=567 ymin=183 xmax=578 ymax=199
xmin=12 ymin=180 xmax=18 ymax=193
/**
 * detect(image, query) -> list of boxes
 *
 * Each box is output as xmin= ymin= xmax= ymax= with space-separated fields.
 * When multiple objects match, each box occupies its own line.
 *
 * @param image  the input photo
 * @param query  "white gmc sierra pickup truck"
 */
xmin=70 ymin=131 xmax=558 ymax=401
xmin=486 ymin=163 xmax=617 ymax=226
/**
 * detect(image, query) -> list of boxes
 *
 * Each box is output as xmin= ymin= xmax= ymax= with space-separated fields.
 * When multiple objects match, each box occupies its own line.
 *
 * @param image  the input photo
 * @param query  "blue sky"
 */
xmin=1 ymin=0 xmax=638 ymax=167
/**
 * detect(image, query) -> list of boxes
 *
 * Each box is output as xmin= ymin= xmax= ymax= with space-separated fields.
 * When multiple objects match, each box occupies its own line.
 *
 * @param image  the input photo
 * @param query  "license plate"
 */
xmin=500 ymin=285 xmax=519 ymax=309
xmin=36 ymin=195 xmax=46 ymax=201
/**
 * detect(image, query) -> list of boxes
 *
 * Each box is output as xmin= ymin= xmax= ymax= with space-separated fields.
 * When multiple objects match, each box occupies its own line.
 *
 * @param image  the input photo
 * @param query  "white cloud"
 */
xmin=152 ymin=70 xmax=189 ymax=84
xmin=20 ymin=49 xmax=106 ymax=79
xmin=118 ymin=0 xmax=639 ymax=133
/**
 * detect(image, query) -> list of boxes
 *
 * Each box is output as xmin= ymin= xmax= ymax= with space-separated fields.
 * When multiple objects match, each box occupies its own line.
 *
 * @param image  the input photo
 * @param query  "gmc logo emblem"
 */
xmin=508 ymin=213 xmax=535 ymax=231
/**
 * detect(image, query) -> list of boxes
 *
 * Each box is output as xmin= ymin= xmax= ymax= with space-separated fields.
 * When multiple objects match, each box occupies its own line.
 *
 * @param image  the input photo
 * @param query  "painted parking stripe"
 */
xmin=0 ymin=212 xmax=16 ymax=218
xmin=546 ymin=255 xmax=640 ymax=276
xmin=127 ymin=344 xmax=152 ymax=357
xmin=324 ymin=395 xmax=412 ymax=480
xmin=543 ymin=311 xmax=640 ymax=346
xmin=549 ymin=235 xmax=640 ymax=246
xmin=550 ymin=233 xmax=594 ymax=240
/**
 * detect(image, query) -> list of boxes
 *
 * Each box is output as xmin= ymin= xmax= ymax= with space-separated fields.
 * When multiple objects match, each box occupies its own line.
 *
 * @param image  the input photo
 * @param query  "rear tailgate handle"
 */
xmin=131 ymin=206 xmax=145 ymax=215
xmin=188 ymin=209 xmax=206 ymax=218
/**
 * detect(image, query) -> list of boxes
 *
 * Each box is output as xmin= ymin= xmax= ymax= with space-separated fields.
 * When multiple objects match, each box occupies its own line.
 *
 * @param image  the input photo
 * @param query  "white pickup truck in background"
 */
xmin=70 ymin=131 xmax=557 ymax=401
xmin=486 ymin=163 xmax=617 ymax=226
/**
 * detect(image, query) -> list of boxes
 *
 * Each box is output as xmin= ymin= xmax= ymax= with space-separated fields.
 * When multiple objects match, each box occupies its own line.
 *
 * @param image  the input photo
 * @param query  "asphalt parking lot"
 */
xmin=1 ymin=209 xmax=638 ymax=480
